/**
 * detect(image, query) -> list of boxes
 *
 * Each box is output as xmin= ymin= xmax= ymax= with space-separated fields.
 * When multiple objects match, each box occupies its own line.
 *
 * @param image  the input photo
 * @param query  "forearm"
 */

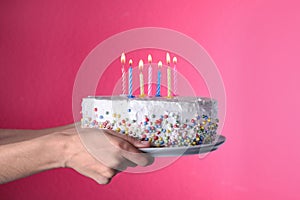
xmin=0 ymin=124 xmax=154 ymax=185
xmin=0 ymin=124 xmax=74 ymax=145
xmin=0 ymin=131 xmax=67 ymax=184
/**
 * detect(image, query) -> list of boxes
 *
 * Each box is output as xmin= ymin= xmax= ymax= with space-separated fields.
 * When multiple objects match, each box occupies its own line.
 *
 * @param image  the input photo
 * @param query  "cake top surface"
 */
xmin=84 ymin=96 xmax=217 ymax=104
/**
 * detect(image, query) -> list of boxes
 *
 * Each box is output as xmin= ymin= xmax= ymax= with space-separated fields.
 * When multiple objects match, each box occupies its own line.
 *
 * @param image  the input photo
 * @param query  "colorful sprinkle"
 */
xmin=82 ymin=106 xmax=219 ymax=147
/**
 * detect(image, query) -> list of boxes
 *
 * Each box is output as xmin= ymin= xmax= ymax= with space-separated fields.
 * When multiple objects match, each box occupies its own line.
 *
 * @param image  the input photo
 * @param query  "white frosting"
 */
xmin=81 ymin=96 xmax=218 ymax=147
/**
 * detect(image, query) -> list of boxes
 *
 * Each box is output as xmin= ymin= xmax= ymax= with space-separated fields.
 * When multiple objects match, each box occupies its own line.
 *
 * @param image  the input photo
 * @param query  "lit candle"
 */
xmin=121 ymin=53 xmax=126 ymax=95
xmin=166 ymin=53 xmax=172 ymax=98
xmin=173 ymin=56 xmax=177 ymax=96
xmin=148 ymin=54 xmax=152 ymax=96
xmin=139 ymin=59 xmax=145 ymax=97
xmin=156 ymin=61 xmax=162 ymax=97
xmin=128 ymin=59 xmax=134 ymax=98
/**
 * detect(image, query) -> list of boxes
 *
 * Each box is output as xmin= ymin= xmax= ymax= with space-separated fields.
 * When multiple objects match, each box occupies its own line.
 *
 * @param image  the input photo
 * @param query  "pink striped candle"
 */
xmin=148 ymin=54 xmax=152 ymax=96
xmin=121 ymin=53 xmax=126 ymax=95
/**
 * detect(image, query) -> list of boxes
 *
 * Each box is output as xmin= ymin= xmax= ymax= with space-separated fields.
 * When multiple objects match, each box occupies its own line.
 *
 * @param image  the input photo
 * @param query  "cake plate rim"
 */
xmin=139 ymin=135 xmax=226 ymax=157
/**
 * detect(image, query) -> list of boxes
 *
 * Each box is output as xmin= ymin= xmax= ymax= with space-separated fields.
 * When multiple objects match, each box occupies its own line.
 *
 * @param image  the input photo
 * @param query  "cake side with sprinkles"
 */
xmin=81 ymin=96 xmax=219 ymax=147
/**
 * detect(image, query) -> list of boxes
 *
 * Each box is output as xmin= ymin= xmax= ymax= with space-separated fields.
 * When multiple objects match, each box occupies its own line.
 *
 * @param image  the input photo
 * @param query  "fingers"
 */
xmin=69 ymin=128 xmax=155 ymax=185
xmin=103 ymin=132 xmax=154 ymax=167
xmin=120 ymin=149 xmax=154 ymax=167
xmin=77 ymin=128 xmax=154 ymax=168
xmin=124 ymin=159 xmax=138 ymax=168
xmin=89 ymin=169 xmax=115 ymax=185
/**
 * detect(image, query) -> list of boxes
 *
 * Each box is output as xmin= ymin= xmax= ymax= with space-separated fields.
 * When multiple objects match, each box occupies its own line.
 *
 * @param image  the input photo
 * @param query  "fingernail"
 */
xmin=140 ymin=140 xmax=150 ymax=144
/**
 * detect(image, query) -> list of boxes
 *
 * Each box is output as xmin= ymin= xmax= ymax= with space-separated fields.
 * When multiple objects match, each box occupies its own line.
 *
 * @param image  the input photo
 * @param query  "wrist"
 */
xmin=38 ymin=133 xmax=64 ymax=169
xmin=49 ymin=126 xmax=81 ymax=168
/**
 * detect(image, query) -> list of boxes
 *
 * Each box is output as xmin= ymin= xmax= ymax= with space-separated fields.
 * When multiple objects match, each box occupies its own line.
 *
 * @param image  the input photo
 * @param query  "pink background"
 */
xmin=1 ymin=0 xmax=300 ymax=200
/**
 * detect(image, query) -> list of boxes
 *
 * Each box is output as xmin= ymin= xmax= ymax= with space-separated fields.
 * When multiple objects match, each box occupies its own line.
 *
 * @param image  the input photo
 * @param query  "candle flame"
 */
xmin=158 ymin=61 xmax=162 ymax=68
xmin=148 ymin=54 xmax=152 ymax=63
xmin=129 ymin=59 xmax=133 ymax=66
xmin=173 ymin=57 xmax=177 ymax=64
xmin=121 ymin=53 xmax=126 ymax=64
xmin=166 ymin=53 xmax=170 ymax=64
xmin=139 ymin=59 xmax=144 ymax=70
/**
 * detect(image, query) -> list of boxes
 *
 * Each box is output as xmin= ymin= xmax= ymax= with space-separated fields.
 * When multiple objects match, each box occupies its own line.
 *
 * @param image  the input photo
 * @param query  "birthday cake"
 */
xmin=81 ymin=52 xmax=219 ymax=147
xmin=81 ymin=96 xmax=218 ymax=147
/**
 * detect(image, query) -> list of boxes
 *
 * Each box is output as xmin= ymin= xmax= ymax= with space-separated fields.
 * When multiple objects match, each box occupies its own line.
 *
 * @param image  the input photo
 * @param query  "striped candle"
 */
xmin=128 ymin=59 xmax=134 ymax=98
xmin=121 ymin=53 xmax=126 ymax=95
xmin=156 ymin=61 xmax=162 ymax=97
xmin=166 ymin=53 xmax=172 ymax=98
xmin=148 ymin=54 xmax=152 ymax=96
xmin=139 ymin=59 xmax=145 ymax=97
xmin=167 ymin=66 xmax=171 ymax=98
xmin=173 ymin=56 xmax=177 ymax=96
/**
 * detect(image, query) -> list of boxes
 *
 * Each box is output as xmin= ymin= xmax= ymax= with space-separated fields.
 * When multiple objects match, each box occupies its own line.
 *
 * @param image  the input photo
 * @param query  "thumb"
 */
xmin=105 ymin=130 xmax=151 ymax=148
xmin=130 ymin=138 xmax=151 ymax=148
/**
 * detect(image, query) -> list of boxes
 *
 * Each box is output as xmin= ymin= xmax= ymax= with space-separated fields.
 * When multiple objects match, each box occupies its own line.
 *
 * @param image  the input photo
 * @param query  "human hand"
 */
xmin=57 ymin=125 xmax=154 ymax=184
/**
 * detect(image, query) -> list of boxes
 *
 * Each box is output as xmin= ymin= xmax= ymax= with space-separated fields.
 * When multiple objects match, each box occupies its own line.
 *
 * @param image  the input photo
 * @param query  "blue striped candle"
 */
xmin=156 ymin=61 xmax=162 ymax=97
xmin=128 ymin=59 xmax=134 ymax=98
